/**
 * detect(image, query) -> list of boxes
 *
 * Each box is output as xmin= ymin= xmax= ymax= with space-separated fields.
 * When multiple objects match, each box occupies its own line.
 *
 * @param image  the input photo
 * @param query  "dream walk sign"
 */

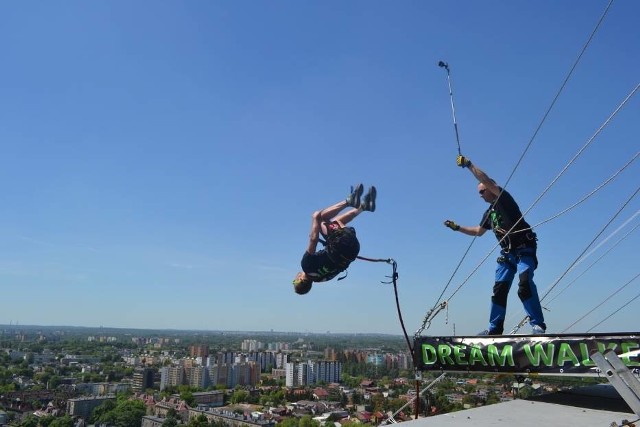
xmin=413 ymin=333 xmax=640 ymax=377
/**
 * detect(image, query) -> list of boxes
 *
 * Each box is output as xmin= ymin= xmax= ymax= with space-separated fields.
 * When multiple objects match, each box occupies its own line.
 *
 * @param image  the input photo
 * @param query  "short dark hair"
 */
xmin=293 ymin=278 xmax=313 ymax=295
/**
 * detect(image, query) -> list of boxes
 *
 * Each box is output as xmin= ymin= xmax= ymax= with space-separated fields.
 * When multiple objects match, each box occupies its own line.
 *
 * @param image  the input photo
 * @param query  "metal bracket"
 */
xmin=591 ymin=350 xmax=640 ymax=421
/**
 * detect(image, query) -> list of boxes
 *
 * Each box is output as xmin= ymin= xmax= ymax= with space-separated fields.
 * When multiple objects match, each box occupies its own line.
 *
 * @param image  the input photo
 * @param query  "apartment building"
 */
xmin=67 ymin=395 xmax=116 ymax=420
xmin=285 ymin=361 xmax=342 ymax=387
xmin=132 ymin=367 xmax=156 ymax=393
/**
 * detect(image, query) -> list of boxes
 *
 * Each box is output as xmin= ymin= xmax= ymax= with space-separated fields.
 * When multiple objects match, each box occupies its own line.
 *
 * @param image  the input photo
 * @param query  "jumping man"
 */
xmin=293 ymin=184 xmax=377 ymax=295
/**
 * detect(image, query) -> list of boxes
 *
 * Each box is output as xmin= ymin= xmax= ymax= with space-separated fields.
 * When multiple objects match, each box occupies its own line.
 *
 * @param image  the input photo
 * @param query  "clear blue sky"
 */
xmin=1 ymin=1 xmax=638 ymax=336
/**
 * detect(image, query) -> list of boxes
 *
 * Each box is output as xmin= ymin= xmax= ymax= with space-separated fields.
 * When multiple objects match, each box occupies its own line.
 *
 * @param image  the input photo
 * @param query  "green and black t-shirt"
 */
xmin=480 ymin=188 xmax=535 ymax=250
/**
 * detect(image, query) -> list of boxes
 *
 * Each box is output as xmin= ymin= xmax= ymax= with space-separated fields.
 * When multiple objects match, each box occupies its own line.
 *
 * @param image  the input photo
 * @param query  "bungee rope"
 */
xmin=356 ymin=256 xmax=413 ymax=354
xmin=357 ymin=255 xmax=432 ymax=420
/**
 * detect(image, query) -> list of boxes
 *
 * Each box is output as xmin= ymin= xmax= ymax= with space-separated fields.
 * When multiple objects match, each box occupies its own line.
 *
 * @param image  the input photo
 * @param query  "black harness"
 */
xmin=319 ymin=227 xmax=360 ymax=279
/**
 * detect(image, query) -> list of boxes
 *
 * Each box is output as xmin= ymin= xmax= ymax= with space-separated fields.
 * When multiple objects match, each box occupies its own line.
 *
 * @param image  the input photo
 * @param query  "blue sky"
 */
xmin=1 ymin=1 xmax=638 ymax=337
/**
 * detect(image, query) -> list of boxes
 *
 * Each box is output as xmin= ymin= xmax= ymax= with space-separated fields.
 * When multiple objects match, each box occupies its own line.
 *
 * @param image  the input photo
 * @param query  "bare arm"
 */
xmin=444 ymin=219 xmax=488 ymax=237
xmin=467 ymin=162 xmax=500 ymax=195
xmin=305 ymin=211 xmax=322 ymax=254
xmin=457 ymin=224 xmax=487 ymax=237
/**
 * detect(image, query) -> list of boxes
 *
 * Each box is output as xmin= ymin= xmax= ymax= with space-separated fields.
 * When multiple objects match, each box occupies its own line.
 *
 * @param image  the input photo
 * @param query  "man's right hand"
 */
xmin=444 ymin=220 xmax=460 ymax=231
xmin=456 ymin=155 xmax=471 ymax=168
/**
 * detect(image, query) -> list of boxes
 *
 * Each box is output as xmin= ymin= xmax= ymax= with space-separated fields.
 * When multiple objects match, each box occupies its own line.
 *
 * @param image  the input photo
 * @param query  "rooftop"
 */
xmin=399 ymin=384 xmax=637 ymax=427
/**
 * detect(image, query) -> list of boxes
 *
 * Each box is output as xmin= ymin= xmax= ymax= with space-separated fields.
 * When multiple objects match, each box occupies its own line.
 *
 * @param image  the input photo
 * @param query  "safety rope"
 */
xmin=513 ymin=152 xmax=639 ymax=233
xmin=498 ymin=0 xmax=615 ymax=194
xmin=508 ymin=82 xmax=639 ymax=242
xmin=562 ymin=272 xmax=640 ymax=332
xmin=536 ymin=185 xmax=638 ymax=304
xmin=544 ymin=218 xmax=639 ymax=306
xmin=509 ymin=185 xmax=640 ymax=334
xmin=357 ymin=256 xmax=413 ymax=355
xmin=587 ymin=289 xmax=640 ymax=333
xmin=503 ymin=192 xmax=639 ymax=330
xmin=414 ymin=237 xmax=478 ymax=339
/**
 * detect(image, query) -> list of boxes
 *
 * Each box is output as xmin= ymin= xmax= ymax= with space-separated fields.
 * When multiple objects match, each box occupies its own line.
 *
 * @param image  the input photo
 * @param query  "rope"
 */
xmin=511 ymin=82 xmax=639 ymax=237
xmin=514 ymin=152 xmax=639 ymax=233
xmin=544 ymin=217 xmax=640 ymax=306
xmin=509 ymin=185 xmax=640 ymax=334
xmin=499 ymin=0 xmax=615 ymax=193
xmin=538 ymin=185 xmax=639 ymax=303
xmin=562 ymin=272 xmax=640 ymax=333
xmin=415 ymin=237 xmax=478 ymax=338
xmin=356 ymin=255 xmax=393 ymax=263
xmin=356 ymin=256 xmax=413 ymax=354
xmin=358 ymin=254 xmax=427 ymax=421
xmin=587 ymin=288 xmax=640 ymax=333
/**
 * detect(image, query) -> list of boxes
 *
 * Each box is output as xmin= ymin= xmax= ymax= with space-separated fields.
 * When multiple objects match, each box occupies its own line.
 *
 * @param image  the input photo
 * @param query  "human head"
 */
xmin=293 ymin=272 xmax=313 ymax=295
xmin=477 ymin=182 xmax=497 ymax=203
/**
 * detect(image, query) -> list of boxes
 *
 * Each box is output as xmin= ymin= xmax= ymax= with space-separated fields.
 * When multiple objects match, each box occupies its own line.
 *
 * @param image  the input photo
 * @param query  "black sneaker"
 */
xmin=346 ymin=183 xmax=364 ymax=208
xmin=477 ymin=329 xmax=500 ymax=336
xmin=361 ymin=186 xmax=377 ymax=212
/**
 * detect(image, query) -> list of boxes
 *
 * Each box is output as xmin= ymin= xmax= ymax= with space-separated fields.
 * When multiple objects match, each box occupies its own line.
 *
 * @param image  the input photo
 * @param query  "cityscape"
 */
xmin=0 ymin=324 xmax=603 ymax=427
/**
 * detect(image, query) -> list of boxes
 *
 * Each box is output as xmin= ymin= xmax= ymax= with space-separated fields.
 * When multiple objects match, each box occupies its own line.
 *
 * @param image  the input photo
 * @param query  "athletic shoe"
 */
xmin=361 ymin=186 xmax=377 ymax=212
xmin=531 ymin=325 xmax=546 ymax=335
xmin=347 ymin=184 xmax=364 ymax=208
xmin=478 ymin=329 xmax=502 ymax=335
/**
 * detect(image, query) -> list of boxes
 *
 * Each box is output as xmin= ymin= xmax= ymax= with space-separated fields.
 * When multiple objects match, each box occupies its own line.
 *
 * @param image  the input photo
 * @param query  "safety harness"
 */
xmin=319 ymin=227 xmax=359 ymax=280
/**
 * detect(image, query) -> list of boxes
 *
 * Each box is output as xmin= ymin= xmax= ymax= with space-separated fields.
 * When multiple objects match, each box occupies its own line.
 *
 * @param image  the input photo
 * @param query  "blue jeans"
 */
xmin=488 ymin=248 xmax=545 ymax=334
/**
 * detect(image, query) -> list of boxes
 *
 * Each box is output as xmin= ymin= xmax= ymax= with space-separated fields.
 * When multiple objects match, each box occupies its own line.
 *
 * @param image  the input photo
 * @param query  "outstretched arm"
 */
xmin=457 ymin=224 xmax=487 ymax=237
xmin=457 ymin=155 xmax=501 ymax=194
xmin=305 ymin=211 xmax=322 ymax=254
xmin=445 ymin=219 xmax=488 ymax=237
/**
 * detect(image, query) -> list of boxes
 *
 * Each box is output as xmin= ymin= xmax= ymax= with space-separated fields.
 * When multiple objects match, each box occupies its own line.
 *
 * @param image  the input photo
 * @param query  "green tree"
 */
xmin=180 ymin=390 xmax=196 ymax=407
xmin=272 ymin=389 xmax=286 ymax=406
xmin=370 ymin=394 xmax=386 ymax=412
xmin=230 ymin=390 xmax=249 ymax=404
xmin=49 ymin=415 xmax=75 ymax=427
xmin=387 ymin=398 xmax=408 ymax=413
xmin=90 ymin=399 xmax=117 ymax=423
xmin=485 ymin=390 xmax=500 ymax=405
xmin=433 ymin=391 xmax=454 ymax=413
xmin=187 ymin=414 xmax=209 ymax=427
xmin=326 ymin=388 xmax=342 ymax=402
xmin=260 ymin=389 xmax=285 ymax=407
xmin=93 ymin=399 xmax=146 ymax=427
xmin=278 ymin=418 xmax=299 ymax=427
xmin=162 ymin=418 xmax=178 ymax=427
xmin=39 ymin=415 xmax=55 ymax=427
xmin=48 ymin=375 xmax=62 ymax=389
xmin=261 ymin=376 xmax=277 ymax=386
xmin=18 ymin=414 xmax=38 ymax=427
xmin=517 ymin=386 xmax=534 ymax=399
xmin=298 ymin=415 xmax=320 ymax=427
